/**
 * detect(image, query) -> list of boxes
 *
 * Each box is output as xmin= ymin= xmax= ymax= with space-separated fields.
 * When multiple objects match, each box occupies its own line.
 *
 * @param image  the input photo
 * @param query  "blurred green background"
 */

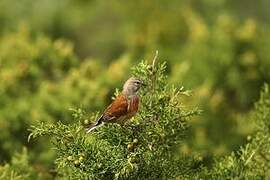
xmin=0 ymin=0 xmax=270 ymax=178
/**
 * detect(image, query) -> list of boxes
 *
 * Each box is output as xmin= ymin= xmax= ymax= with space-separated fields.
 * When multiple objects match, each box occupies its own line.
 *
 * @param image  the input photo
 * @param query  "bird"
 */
xmin=86 ymin=77 xmax=145 ymax=133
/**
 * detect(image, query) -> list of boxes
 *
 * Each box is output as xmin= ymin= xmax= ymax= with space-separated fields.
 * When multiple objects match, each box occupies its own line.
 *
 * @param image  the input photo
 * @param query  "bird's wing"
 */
xmin=101 ymin=94 xmax=128 ymax=122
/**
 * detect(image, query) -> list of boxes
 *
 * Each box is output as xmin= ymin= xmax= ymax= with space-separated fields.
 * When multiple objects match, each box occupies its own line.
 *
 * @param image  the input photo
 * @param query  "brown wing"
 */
xmin=101 ymin=94 xmax=128 ymax=122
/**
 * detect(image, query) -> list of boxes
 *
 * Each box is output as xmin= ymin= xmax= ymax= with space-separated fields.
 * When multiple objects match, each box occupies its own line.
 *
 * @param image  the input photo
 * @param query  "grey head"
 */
xmin=122 ymin=77 xmax=145 ymax=96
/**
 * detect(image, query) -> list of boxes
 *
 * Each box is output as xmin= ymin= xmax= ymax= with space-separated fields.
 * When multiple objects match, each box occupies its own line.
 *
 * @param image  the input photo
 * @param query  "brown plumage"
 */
xmin=86 ymin=77 xmax=144 ymax=133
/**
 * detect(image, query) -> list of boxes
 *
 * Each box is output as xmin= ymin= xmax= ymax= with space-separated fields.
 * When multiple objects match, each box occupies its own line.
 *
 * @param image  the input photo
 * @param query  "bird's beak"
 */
xmin=140 ymin=81 xmax=147 ymax=87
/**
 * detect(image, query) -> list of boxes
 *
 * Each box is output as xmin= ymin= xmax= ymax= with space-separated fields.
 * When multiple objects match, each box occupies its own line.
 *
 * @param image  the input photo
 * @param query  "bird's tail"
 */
xmin=85 ymin=116 xmax=104 ymax=133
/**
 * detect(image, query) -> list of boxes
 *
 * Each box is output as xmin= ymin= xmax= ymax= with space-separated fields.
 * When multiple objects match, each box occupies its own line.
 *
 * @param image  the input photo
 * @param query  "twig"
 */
xmin=244 ymin=150 xmax=256 ymax=166
xmin=150 ymin=50 xmax=159 ymax=91
xmin=152 ymin=50 xmax=159 ymax=70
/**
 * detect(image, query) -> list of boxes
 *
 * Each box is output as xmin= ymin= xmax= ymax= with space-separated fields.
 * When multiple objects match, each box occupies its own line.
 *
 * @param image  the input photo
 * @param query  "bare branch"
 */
xmin=152 ymin=50 xmax=159 ymax=69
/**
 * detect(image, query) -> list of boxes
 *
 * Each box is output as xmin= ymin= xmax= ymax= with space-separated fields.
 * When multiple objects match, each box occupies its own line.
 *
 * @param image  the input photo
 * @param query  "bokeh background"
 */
xmin=0 ymin=0 xmax=270 ymax=178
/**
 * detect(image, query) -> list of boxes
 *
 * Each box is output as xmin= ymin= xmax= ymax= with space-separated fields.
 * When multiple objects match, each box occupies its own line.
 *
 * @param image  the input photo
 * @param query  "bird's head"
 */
xmin=122 ymin=77 xmax=145 ymax=96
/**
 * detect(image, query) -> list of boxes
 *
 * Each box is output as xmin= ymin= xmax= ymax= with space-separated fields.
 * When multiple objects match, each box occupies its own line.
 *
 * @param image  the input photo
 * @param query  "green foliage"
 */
xmin=0 ymin=26 xmax=78 ymax=164
xmin=197 ymin=84 xmax=270 ymax=179
xmin=29 ymin=59 xmax=200 ymax=179
xmin=0 ymin=148 xmax=39 ymax=180
xmin=0 ymin=27 xmax=131 ymax=167
xmin=171 ymin=15 xmax=270 ymax=159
